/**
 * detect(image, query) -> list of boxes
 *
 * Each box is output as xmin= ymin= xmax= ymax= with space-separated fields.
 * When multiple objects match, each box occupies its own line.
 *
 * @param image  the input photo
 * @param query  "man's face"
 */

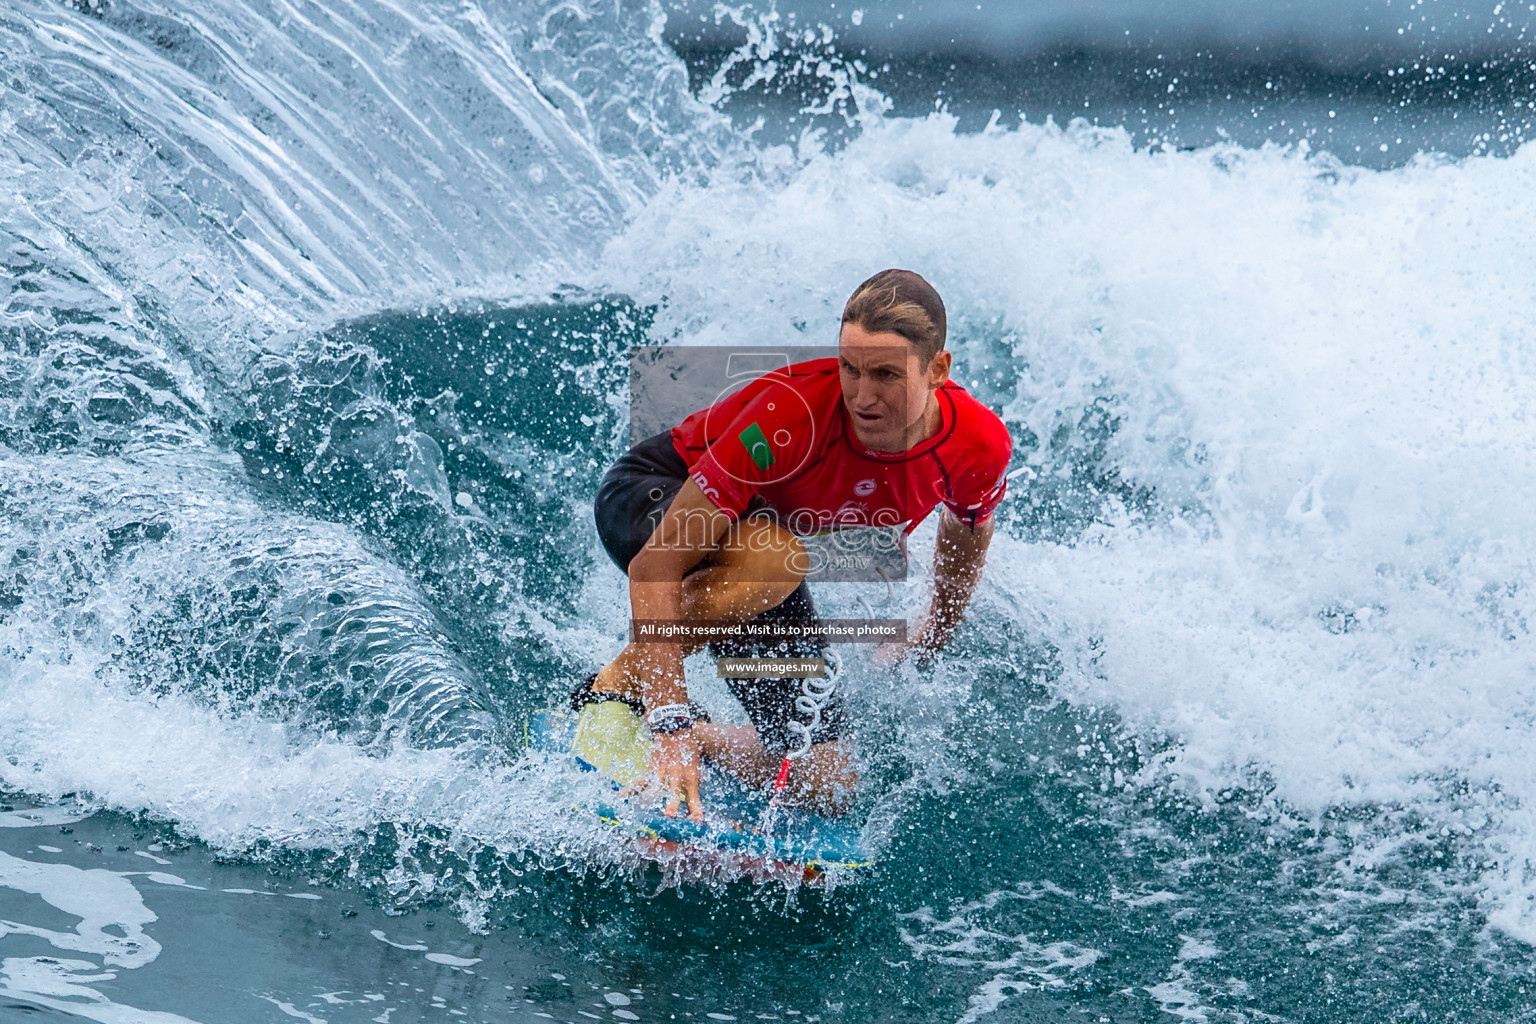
xmin=837 ymin=322 xmax=950 ymax=450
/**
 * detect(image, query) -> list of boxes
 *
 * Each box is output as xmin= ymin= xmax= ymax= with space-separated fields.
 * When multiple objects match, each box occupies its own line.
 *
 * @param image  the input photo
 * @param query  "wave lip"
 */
xmin=1 ymin=0 xmax=728 ymax=345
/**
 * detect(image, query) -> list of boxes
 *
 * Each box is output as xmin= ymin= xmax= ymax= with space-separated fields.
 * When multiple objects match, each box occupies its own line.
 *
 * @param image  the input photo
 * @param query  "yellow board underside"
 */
xmin=571 ymin=701 xmax=651 ymax=788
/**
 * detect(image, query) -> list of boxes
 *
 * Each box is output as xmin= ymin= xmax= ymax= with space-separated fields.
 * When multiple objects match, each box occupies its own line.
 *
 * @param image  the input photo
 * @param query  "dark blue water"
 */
xmin=3 ymin=1 xmax=1536 ymax=1022
xmin=663 ymin=0 xmax=1536 ymax=164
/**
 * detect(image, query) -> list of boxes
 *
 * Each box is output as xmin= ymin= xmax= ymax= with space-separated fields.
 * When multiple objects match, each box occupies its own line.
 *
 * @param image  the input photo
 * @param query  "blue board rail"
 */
xmin=524 ymin=710 xmax=870 ymax=884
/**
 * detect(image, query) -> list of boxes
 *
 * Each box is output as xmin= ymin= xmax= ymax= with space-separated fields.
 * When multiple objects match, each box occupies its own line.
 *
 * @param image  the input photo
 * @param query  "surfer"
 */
xmin=580 ymin=270 xmax=1012 ymax=820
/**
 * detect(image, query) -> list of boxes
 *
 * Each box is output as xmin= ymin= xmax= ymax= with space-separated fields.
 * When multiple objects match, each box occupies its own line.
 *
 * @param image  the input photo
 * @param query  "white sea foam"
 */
xmin=898 ymin=885 xmax=1101 ymax=1023
xmin=0 ymin=0 xmax=737 ymax=896
xmin=0 ymin=957 xmax=205 ymax=1024
xmin=1144 ymin=935 xmax=1223 ymax=1022
xmin=0 ymin=851 xmax=161 ymax=968
xmin=0 ymin=646 xmax=620 ymax=874
xmin=598 ymin=113 xmax=1536 ymax=937
xmin=0 ymin=806 xmax=91 ymax=829
xmin=262 ymin=996 xmax=328 ymax=1024
xmin=423 ymin=953 xmax=482 ymax=967
xmin=0 ymin=850 xmax=207 ymax=1021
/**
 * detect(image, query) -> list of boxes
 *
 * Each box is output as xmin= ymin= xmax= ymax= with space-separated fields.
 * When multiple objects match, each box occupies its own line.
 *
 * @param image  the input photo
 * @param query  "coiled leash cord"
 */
xmin=759 ymin=659 xmax=838 ymax=835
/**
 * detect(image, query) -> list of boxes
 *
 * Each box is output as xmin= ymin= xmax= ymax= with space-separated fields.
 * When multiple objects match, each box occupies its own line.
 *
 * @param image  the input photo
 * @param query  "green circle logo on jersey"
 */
xmin=738 ymin=422 xmax=776 ymax=471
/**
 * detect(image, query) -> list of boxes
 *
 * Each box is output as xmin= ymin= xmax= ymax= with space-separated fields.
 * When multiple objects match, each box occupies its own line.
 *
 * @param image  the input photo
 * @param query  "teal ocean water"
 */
xmin=4 ymin=1 xmax=1536 ymax=1021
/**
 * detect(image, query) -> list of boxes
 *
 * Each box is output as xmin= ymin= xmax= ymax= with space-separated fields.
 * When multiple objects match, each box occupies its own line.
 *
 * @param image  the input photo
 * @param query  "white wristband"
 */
xmin=646 ymin=703 xmax=693 ymax=728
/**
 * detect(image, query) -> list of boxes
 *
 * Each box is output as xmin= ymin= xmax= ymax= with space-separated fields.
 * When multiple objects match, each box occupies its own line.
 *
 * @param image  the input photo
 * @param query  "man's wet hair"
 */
xmin=840 ymin=269 xmax=947 ymax=366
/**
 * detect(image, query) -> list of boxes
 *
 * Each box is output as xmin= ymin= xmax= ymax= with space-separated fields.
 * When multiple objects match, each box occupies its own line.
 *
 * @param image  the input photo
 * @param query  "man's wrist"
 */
xmin=910 ymin=623 xmax=949 ymax=659
xmin=913 ymin=626 xmax=946 ymax=646
xmin=645 ymin=702 xmax=695 ymax=734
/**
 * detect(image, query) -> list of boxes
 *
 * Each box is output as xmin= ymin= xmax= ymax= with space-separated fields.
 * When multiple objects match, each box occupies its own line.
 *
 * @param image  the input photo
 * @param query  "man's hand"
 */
xmin=870 ymin=641 xmax=907 ymax=668
xmin=869 ymin=621 xmax=941 ymax=669
xmin=651 ymin=731 xmax=705 ymax=821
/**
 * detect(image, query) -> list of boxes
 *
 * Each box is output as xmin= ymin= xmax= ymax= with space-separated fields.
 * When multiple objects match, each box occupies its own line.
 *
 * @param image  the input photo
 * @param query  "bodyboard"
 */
xmin=525 ymin=704 xmax=870 ymax=884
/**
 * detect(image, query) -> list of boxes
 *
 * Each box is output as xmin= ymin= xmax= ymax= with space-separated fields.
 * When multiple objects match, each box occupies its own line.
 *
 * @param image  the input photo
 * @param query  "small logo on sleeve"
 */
xmin=738 ymin=422 xmax=776 ymax=471
xmin=690 ymin=468 xmax=721 ymax=504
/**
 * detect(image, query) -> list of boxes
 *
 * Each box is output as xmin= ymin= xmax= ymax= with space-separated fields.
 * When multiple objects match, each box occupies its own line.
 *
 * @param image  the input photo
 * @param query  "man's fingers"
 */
xmin=649 ymin=736 xmax=704 ymax=820
xmin=659 ymin=767 xmax=685 ymax=816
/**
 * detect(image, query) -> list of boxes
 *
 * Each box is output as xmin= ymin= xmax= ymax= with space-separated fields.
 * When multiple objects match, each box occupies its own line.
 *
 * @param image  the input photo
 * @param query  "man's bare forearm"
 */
xmin=624 ymin=478 xmax=734 ymax=711
xmin=919 ymin=574 xmax=982 ymax=651
xmin=916 ymin=511 xmax=994 ymax=653
xmin=627 ymin=576 xmax=689 ymax=711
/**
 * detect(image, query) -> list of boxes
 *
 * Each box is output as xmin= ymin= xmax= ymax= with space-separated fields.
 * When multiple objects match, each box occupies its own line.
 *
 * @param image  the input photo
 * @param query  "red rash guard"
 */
xmin=669 ymin=357 xmax=1012 ymax=535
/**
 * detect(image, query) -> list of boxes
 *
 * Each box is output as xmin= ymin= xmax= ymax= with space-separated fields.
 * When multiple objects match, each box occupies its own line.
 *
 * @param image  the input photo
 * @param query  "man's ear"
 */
xmin=928 ymin=350 xmax=952 ymax=387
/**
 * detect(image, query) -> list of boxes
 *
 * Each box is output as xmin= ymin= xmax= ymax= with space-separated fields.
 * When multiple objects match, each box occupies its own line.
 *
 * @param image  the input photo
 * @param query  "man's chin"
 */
xmin=852 ymin=425 xmax=897 ymax=450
